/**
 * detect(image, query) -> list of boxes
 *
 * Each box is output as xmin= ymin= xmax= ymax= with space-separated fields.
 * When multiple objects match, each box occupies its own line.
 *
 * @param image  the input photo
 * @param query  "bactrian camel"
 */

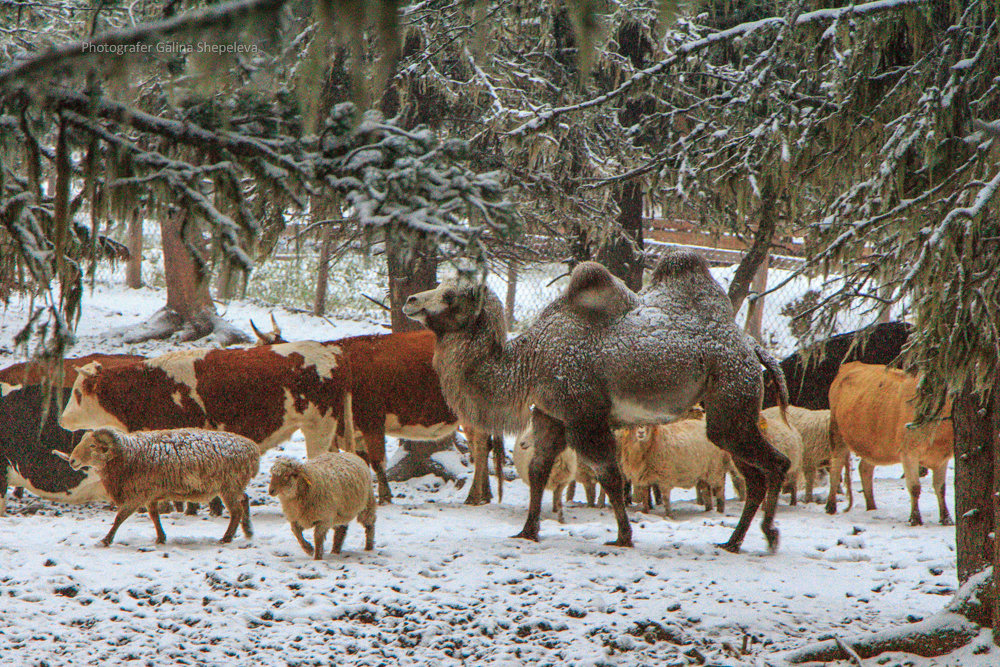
xmin=403 ymin=249 xmax=790 ymax=552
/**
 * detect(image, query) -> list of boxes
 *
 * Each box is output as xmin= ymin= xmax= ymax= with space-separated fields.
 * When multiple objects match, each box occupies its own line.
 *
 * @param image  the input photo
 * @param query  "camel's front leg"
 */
xmin=513 ymin=411 xmax=565 ymax=542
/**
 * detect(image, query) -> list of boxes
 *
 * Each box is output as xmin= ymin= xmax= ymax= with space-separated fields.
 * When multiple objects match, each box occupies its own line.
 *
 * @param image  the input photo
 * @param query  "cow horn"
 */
xmin=51 ymin=450 xmax=71 ymax=462
xmin=250 ymin=319 xmax=268 ymax=344
xmin=269 ymin=313 xmax=282 ymax=341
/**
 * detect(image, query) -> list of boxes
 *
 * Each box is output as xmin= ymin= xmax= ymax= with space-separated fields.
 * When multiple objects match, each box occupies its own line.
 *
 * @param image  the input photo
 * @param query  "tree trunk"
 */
xmin=125 ymin=206 xmax=143 ymax=289
xmin=728 ymin=181 xmax=779 ymax=312
xmin=386 ymin=226 xmax=438 ymax=333
xmin=743 ymin=251 xmax=769 ymax=342
xmin=384 ymin=227 xmax=454 ymax=486
xmin=596 ymin=180 xmax=644 ymax=291
xmin=118 ymin=209 xmax=249 ymax=345
xmin=313 ymin=223 xmax=334 ymax=316
xmin=505 ymin=263 xmax=518 ymax=330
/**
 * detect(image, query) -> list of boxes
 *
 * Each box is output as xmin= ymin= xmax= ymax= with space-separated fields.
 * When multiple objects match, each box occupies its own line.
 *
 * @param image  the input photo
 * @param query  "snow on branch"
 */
xmin=507 ymin=0 xmax=929 ymax=137
xmin=0 ymin=0 xmax=287 ymax=89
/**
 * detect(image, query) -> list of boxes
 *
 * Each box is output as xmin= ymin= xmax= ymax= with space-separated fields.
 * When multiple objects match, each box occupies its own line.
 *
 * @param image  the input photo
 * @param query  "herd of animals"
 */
xmin=0 ymin=249 xmax=955 ymax=559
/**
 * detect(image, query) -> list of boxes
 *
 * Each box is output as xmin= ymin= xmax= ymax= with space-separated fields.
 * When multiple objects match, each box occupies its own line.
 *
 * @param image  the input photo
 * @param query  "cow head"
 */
xmin=60 ymin=363 xmax=128 ymax=432
xmin=251 ymin=313 xmax=285 ymax=346
xmin=68 ymin=428 xmax=119 ymax=470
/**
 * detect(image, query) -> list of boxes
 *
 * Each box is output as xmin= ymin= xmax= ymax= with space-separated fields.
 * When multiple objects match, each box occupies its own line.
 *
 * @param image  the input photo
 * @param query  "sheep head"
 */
xmin=268 ymin=457 xmax=310 ymax=497
xmin=69 ymin=428 xmax=119 ymax=470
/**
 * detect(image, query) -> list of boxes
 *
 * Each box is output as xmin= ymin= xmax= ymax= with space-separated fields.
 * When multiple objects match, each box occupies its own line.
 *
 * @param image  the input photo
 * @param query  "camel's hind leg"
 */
xmin=570 ymin=417 xmax=632 ymax=548
xmin=513 ymin=410 xmax=565 ymax=542
xmin=707 ymin=410 xmax=789 ymax=553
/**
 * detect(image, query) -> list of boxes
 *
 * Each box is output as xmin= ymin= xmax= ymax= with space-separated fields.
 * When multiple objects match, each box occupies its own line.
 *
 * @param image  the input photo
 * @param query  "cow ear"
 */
xmin=79 ymin=362 xmax=103 ymax=378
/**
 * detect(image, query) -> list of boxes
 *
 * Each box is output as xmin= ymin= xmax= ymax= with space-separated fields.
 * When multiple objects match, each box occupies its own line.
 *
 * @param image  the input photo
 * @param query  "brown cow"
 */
xmin=60 ymin=342 xmax=352 ymax=461
xmin=826 ymin=361 xmax=954 ymax=526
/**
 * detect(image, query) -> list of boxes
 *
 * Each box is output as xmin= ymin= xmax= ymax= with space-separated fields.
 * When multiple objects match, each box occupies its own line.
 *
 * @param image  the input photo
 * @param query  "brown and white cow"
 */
xmin=251 ymin=323 xmax=502 ymax=506
xmin=826 ymin=361 xmax=954 ymax=526
xmin=0 ymin=352 xmax=144 ymax=395
xmin=330 ymin=330 xmax=502 ymax=505
xmin=60 ymin=342 xmax=352 ymax=462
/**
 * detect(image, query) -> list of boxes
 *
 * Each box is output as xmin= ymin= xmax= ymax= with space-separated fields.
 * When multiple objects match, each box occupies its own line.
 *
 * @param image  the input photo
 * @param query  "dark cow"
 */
xmin=1 ymin=353 xmax=143 ymax=509
xmin=61 ymin=342 xmax=353 ymax=459
xmin=763 ymin=321 xmax=911 ymax=409
xmin=1 ymin=385 xmax=107 ymax=512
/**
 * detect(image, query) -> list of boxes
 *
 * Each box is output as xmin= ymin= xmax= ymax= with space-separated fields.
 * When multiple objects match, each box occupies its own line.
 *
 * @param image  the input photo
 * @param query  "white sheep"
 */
xmin=617 ymin=420 xmax=729 ymax=516
xmin=268 ymin=452 xmax=376 ymax=559
xmin=64 ymin=427 xmax=259 ymax=546
xmin=512 ymin=423 xmax=577 ymax=523
xmin=729 ymin=409 xmax=805 ymax=505
xmin=781 ymin=406 xmax=834 ymax=504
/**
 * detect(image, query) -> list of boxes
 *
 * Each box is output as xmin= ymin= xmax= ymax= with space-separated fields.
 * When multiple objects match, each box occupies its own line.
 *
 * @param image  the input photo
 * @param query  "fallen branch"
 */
xmin=773 ymin=569 xmax=992 ymax=664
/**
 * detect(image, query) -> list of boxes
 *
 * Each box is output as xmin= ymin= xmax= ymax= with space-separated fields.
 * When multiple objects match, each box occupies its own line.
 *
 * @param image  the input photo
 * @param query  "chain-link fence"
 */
xmin=87 ymin=230 xmax=895 ymax=358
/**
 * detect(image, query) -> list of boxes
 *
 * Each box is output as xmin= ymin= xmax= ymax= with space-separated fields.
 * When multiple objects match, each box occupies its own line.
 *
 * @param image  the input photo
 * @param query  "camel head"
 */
xmin=403 ymin=279 xmax=493 ymax=335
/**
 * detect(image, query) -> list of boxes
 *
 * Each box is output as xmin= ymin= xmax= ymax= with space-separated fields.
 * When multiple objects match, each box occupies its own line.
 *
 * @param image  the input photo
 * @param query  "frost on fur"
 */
xmin=268 ymin=452 xmax=376 ymax=559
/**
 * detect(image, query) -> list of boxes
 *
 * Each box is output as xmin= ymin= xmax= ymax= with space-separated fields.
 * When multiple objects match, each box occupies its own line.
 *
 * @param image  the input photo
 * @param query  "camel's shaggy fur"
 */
xmin=404 ymin=249 xmax=790 ymax=552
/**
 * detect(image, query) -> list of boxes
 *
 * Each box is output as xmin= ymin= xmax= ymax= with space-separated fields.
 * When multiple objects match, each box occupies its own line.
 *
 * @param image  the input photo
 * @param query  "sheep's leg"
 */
xmin=173 ymin=501 xmax=185 ymax=513
xmin=714 ymin=484 xmax=725 ymax=513
xmin=331 ymin=525 xmax=348 ymax=555
xmin=239 ymin=494 xmax=253 ymax=538
xmin=102 ymin=505 xmax=138 ymax=546
xmin=804 ymin=468 xmax=816 ymax=504
xmin=825 ymin=414 xmax=848 ymax=514
xmin=512 ymin=411 xmax=565 ymax=542
xmin=901 ymin=457 xmax=923 ymax=526
xmin=359 ymin=515 xmax=375 ymax=551
xmin=219 ymin=494 xmax=243 ymax=544
xmin=0 ymin=466 xmax=7 ymax=515
xmin=314 ymin=526 xmax=329 ymax=559
xmin=787 ymin=477 xmax=798 ymax=506
xmin=566 ymin=481 xmax=576 ymax=503
xmin=584 ymin=481 xmax=596 ymax=507
xmin=638 ymin=485 xmax=652 ymax=513
xmin=859 ymin=459 xmax=877 ymax=511
xmin=697 ymin=481 xmax=712 ymax=511
xmin=553 ymin=483 xmax=565 ymax=523
xmin=464 ymin=427 xmax=492 ymax=506
xmin=662 ymin=488 xmax=672 ymax=517
xmin=148 ymin=502 xmax=168 ymax=544
xmin=652 ymin=485 xmax=663 ymax=507
xmin=290 ymin=522 xmax=313 ymax=555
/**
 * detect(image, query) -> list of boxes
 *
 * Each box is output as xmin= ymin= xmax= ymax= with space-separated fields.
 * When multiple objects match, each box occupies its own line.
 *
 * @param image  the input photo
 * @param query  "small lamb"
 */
xmin=268 ymin=452 xmax=376 ymax=559
xmin=730 ymin=410 xmax=805 ymax=505
xmin=65 ymin=427 xmax=259 ymax=546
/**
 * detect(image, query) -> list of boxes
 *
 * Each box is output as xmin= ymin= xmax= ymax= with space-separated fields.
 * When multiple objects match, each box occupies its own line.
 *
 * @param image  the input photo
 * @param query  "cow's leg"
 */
xmin=102 ymin=505 xmax=138 ymax=546
xmin=359 ymin=429 xmax=391 ymax=505
xmin=290 ymin=522 xmax=313 ymax=555
xmin=859 ymin=459 xmax=877 ymax=511
xmin=0 ymin=465 xmax=7 ymax=515
xmin=239 ymin=493 xmax=253 ymax=538
xmin=513 ymin=411 xmax=565 ymax=542
xmin=584 ymin=481 xmax=596 ymax=507
xmin=219 ymin=493 xmax=243 ymax=543
xmin=931 ymin=463 xmax=952 ymax=525
xmin=571 ymin=418 xmax=632 ymax=548
xmin=901 ymin=457 xmax=923 ymax=526
xmin=302 ymin=425 xmax=335 ymax=459
xmin=148 ymin=501 xmax=168 ymax=544
xmin=464 ymin=426 xmax=492 ymax=506
xmin=314 ymin=526 xmax=329 ymax=559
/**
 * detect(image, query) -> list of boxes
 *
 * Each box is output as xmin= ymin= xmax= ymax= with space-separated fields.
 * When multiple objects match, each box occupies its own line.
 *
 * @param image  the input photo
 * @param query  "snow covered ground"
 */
xmin=0 ymin=281 xmax=992 ymax=666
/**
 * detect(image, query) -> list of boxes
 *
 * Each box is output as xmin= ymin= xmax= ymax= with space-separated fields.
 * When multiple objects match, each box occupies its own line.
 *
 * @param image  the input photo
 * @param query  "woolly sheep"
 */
xmin=512 ymin=423 xmax=577 ymax=523
xmin=729 ymin=409 xmax=805 ymax=505
xmin=64 ymin=427 xmax=259 ymax=546
xmin=781 ymin=406 xmax=834 ymax=504
xmin=617 ymin=420 xmax=729 ymax=516
xmin=268 ymin=452 xmax=376 ymax=559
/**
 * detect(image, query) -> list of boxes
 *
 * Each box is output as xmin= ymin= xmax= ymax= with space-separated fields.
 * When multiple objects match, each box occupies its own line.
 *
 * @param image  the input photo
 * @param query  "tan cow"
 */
xmin=826 ymin=361 xmax=953 ymax=526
